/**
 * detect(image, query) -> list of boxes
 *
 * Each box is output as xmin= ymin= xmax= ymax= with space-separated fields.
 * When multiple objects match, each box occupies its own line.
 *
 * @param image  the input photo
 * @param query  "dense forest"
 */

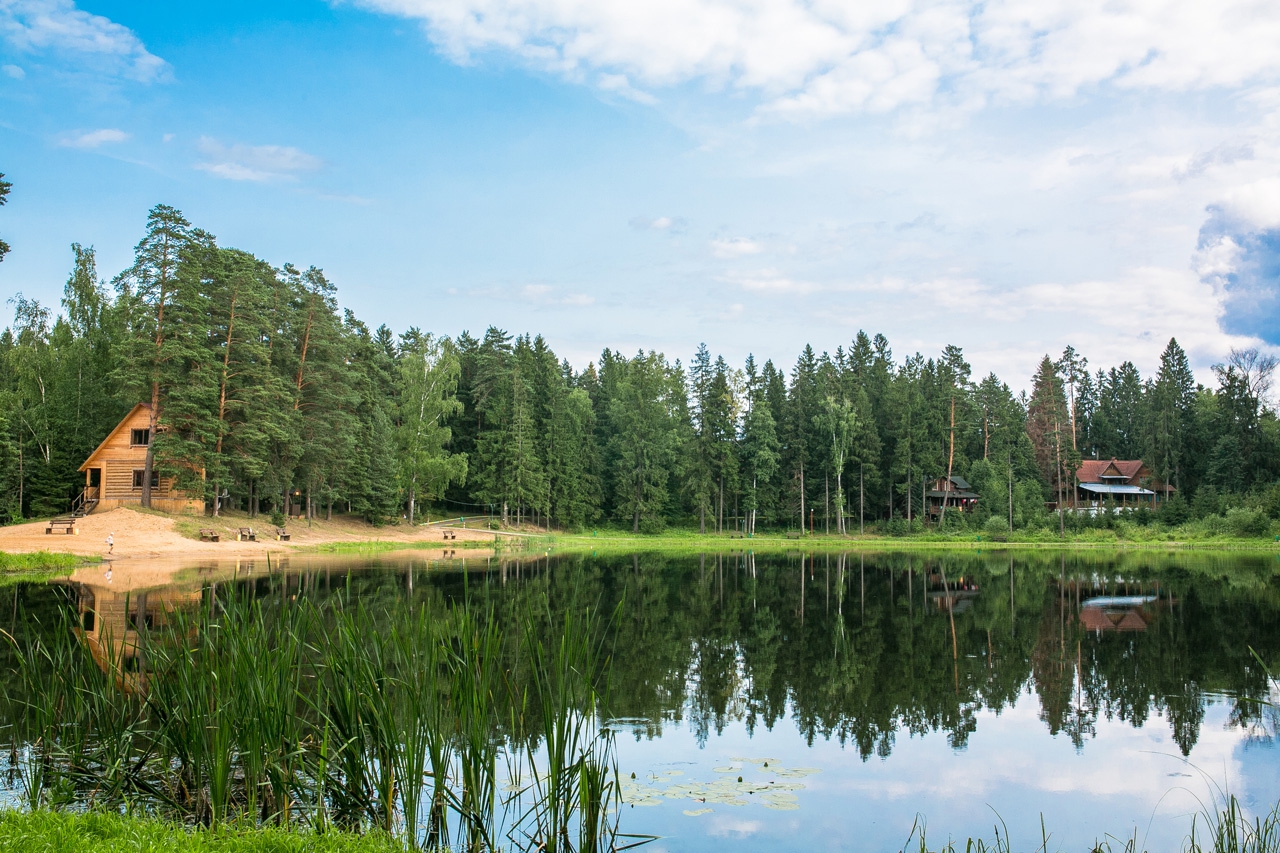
xmin=3 ymin=204 xmax=1279 ymax=532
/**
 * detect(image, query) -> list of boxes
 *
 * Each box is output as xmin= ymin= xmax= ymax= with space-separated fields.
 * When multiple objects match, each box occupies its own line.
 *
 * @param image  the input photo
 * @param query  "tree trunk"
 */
xmin=799 ymin=462 xmax=805 ymax=534
xmin=836 ymin=469 xmax=844 ymax=535
xmin=1008 ymin=457 xmax=1014 ymax=532
xmin=940 ymin=395 xmax=955 ymax=526
xmin=141 ymin=384 xmax=159 ymax=508
xmin=906 ymin=469 xmax=911 ymax=524
xmin=1055 ymin=419 xmax=1065 ymax=539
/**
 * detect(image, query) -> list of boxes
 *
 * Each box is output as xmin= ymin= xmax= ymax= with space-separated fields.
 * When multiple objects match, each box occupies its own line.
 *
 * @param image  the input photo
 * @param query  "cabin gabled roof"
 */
xmin=932 ymin=474 xmax=971 ymax=490
xmin=1076 ymin=458 xmax=1145 ymax=485
xmin=79 ymin=404 xmax=151 ymax=473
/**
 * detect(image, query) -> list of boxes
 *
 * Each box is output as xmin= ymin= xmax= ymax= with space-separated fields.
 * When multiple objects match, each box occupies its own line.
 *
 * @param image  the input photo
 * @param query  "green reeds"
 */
xmin=0 ymin=584 xmax=628 ymax=852
xmin=511 ymin=603 xmax=620 ymax=853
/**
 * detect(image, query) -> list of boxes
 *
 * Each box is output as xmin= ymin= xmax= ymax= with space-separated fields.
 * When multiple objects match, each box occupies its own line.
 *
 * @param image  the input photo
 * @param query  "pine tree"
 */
xmin=113 ymin=204 xmax=192 ymax=507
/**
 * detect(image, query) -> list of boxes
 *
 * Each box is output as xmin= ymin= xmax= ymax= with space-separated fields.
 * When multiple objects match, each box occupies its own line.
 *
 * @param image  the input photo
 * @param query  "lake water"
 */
xmin=6 ymin=549 xmax=1279 ymax=851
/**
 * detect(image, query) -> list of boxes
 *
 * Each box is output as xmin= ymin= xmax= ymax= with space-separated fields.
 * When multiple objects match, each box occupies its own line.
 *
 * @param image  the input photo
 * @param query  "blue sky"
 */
xmin=3 ymin=0 xmax=1279 ymax=386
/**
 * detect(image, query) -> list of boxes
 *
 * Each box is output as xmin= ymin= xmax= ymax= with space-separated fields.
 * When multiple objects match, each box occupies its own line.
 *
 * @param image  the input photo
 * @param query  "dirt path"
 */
xmin=0 ymin=507 xmax=497 ymax=561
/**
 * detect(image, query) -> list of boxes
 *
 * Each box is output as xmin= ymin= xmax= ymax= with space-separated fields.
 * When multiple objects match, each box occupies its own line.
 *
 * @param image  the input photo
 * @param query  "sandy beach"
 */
xmin=0 ymin=507 xmax=498 ymax=562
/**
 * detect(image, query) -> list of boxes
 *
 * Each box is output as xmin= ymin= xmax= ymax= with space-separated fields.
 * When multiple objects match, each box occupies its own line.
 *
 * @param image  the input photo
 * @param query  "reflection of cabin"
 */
xmin=77 ymin=404 xmax=204 ymax=514
xmin=927 ymin=574 xmax=980 ymax=614
xmin=1079 ymin=596 xmax=1157 ymax=633
xmin=1074 ymin=459 xmax=1170 ymax=508
xmin=70 ymin=582 xmax=202 ymax=693
xmin=926 ymin=475 xmax=979 ymax=518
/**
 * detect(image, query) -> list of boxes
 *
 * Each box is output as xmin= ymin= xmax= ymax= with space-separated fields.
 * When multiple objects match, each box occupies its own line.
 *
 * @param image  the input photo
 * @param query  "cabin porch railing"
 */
xmin=72 ymin=487 xmax=100 ymax=517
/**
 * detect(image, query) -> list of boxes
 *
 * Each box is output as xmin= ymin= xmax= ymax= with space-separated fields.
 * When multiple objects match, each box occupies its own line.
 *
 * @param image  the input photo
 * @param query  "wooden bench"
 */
xmin=275 ymin=527 xmax=290 ymax=541
xmin=199 ymin=528 xmax=220 ymax=542
xmin=237 ymin=527 xmax=257 ymax=542
xmin=46 ymin=517 xmax=78 ymax=535
xmin=442 ymin=529 xmax=457 ymax=541
xmin=785 ymin=531 xmax=803 ymax=540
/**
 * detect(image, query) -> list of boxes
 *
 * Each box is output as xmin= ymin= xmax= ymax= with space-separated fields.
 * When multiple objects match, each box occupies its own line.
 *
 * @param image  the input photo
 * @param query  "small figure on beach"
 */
xmin=106 ymin=533 xmax=114 ymax=555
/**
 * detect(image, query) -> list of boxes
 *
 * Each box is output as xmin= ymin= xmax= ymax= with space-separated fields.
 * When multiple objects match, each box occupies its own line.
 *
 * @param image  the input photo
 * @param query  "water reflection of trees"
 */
xmin=475 ymin=550 xmax=1279 ymax=760
xmin=5 ymin=550 xmax=1278 ymax=764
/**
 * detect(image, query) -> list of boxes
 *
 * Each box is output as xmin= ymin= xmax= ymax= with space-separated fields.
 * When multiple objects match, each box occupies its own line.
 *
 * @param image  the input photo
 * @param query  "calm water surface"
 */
xmin=7 ymin=549 xmax=1279 ymax=851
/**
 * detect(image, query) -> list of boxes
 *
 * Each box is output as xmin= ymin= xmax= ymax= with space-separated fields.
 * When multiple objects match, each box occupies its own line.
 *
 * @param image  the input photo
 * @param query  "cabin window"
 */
xmin=130 ymin=428 xmax=151 ymax=447
xmin=132 ymin=469 xmax=159 ymax=489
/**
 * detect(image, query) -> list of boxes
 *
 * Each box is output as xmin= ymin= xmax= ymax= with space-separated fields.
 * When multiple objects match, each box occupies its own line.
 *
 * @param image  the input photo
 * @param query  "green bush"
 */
xmin=982 ymin=515 xmax=1008 ymax=536
xmin=269 ymin=509 xmax=286 ymax=528
xmin=1194 ymin=514 xmax=1230 ymax=536
xmin=1226 ymin=506 xmax=1270 ymax=537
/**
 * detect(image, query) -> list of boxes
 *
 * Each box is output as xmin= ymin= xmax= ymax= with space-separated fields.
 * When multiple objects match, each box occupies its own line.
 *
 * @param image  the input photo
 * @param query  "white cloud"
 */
xmin=519 ymin=283 xmax=596 ymax=306
xmin=597 ymin=72 xmax=656 ymax=104
xmin=710 ymin=237 xmax=763 ymax=258
xmin=194 ymin=137 xmax=323 ymax=182
xmin=727 ymin=269 xmax=822 ymax=295
xmin=59 ymin=127 xmax=128 ymax=148
xmin=2 ymin=63 xmax=23 ymax=78
xmin=351 ymin=0 xmax=1280 ymax=118
xmin=0 ymin=0 xmax=169 ymax=82
xmin=630 ymin=214 xmax=687 ymax=233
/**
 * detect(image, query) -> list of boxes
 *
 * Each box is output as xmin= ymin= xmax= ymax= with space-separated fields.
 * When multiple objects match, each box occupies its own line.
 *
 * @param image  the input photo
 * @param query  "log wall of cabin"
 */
xmin=82 ymin=406 xmax=205 ymax=515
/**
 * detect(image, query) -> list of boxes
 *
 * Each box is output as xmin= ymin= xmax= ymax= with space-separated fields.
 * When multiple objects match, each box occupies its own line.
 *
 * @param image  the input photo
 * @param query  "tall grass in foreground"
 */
xmin=0 ymin=588 xmax=625 ymax=852
xmin=902 ymin=798 xmax=1280 ymax=852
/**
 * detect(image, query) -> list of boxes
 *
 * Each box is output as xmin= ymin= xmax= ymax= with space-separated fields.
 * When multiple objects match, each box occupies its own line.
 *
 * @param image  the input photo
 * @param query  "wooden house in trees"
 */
xmin=1074 ymin=459 xmax=1170 ymax=508
xmin=926 ymin=475 xmax=979 ymax=518
xmin=76 ymin=404 xmax=204 ymax=515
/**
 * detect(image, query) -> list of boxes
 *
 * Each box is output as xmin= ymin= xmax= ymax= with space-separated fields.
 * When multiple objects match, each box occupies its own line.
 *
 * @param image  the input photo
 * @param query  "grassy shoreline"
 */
xmin=0 ymin=811 xmax=399 ymax=852
xmin=0 ymin=550 xmax=94 ymax=573
xmin=507 ymin=528 xmax=1280 ymax=555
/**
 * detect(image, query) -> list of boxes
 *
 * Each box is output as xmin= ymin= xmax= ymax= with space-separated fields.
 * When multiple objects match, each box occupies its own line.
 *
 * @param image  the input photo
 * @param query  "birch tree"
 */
xmin=396 ymin=330 xmax=467 ymax=524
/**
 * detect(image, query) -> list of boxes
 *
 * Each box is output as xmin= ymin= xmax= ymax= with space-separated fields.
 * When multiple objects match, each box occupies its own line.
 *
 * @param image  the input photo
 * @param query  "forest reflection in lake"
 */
xmin=4 ymin=549 xmax=1279 ymax=851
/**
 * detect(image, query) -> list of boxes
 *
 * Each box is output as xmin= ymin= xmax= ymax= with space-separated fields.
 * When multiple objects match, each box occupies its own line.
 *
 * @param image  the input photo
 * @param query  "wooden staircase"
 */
xmin=71 ymin=487 xmax=100 ymax=519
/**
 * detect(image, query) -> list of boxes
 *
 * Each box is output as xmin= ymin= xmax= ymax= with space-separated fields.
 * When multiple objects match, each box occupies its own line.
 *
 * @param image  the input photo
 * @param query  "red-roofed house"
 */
xmin=1074 ymin=459 xmax=1171 ymax=508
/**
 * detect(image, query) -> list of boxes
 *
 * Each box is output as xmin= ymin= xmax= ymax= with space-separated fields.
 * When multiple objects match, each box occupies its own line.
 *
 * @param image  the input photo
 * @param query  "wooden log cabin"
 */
xmin=77 ymin=403 xmax=204 ymax=514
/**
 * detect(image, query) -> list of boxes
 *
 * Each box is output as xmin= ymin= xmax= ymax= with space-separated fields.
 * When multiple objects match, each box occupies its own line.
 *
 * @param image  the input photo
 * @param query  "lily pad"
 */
xmin=683 ymin=808 xmax=713 ymax=817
